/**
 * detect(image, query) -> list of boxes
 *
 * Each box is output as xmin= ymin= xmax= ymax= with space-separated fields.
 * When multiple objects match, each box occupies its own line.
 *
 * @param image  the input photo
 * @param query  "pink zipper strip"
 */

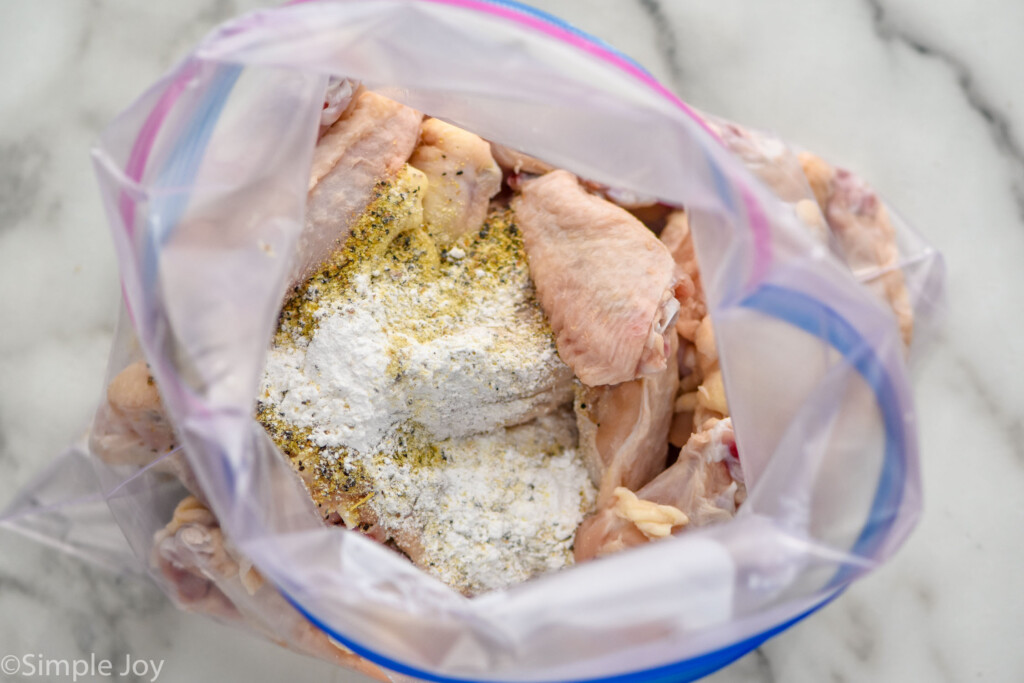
xmin=117 ymin=59 xmax=200 ymax=239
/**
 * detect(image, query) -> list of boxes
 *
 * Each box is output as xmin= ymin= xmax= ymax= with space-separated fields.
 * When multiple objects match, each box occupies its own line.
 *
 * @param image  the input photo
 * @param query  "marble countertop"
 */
xmin=1 ymin=0 xmax=1020 ymax=681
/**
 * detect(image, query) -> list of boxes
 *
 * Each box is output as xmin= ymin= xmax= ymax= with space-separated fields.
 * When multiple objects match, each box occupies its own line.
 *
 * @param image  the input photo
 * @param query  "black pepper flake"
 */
xmin=455 ymin=170 xmax=463 ymax=176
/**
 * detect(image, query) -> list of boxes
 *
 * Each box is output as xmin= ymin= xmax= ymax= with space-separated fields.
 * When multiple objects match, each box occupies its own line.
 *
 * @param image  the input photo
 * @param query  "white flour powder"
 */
xmin=264 ymin=303 xmax=395 ymax=454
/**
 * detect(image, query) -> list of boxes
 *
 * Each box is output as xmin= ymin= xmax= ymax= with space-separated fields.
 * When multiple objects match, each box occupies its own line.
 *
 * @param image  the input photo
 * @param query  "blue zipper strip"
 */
xmin=738 ymin=284 xmax=908 ymax=586
xmin=283 ymin=588 xmax=842 ymax=683
xmin=472 ymin=0 xmax=653 ymax=76
xmin=142 ymin=63 xmax=242 ymax=286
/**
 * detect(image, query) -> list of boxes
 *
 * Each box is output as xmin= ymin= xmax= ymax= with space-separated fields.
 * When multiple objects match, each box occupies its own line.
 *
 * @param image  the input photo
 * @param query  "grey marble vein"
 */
xmin=635 ymin=0 xmax=685 ymax=90
xmin=74 ymin=0 xmax=102 ymax=61
xmin=865 ymin=0 xmax=1024 ymax=224
xmin=0 ymin=535 xmax=175 ymax=680
xmin=912 ymin=583 xmax=936 ymax=613
xmin=0 ymin=567 xmax=56 ymax=608
xmin=841 ymin=599 xmax=876 ymax=663
xmin=953 ymin=351 xmax=1024 ymax=465
xmin=57 ymin=551 xmax=167 ymax=659
xmin=752 ymin=647 xmax=776 ymax=683
xmin=195 ymin=0 xmax=240 ymax=28
xmin=927 ymin=642 xmax=957 ymax=683
xmin=156 ymin=0 xmax=255 ymax=69
xmin=0 ymin=410 xmax=9 ymax=467
xmin=0 ymin=140 xmax=49 ymax=233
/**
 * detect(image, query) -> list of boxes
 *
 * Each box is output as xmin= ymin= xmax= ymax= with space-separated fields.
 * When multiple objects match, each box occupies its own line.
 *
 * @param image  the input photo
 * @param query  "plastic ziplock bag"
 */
xmin=2 ymin=1 xmax=946 ymax=681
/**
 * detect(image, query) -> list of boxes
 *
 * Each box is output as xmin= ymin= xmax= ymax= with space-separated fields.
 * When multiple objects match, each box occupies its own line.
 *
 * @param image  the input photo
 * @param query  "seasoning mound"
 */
xmin=258 ymin=165 xmax=595 ymax=595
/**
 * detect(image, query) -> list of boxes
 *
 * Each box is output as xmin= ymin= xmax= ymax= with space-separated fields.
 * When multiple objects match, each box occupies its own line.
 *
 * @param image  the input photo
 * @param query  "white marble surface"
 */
xmin=0 ymin=0 xmax=1020 ymax=681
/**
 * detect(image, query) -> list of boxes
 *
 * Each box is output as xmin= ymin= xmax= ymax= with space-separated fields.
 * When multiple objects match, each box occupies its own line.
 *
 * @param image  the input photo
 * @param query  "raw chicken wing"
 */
xmin=800 ymin=153 xmax=914 ymax=346
xmin=574 ymin=417 xmax=743 ymax=561
xmin=299 ymin=91 xmax=422 ymax=283
xmin=575 ymin=333 xmax=679 ymax=507
xmin=153 ymin=496 xmax=389 ymax=680
xmin=410 ymin=118 xmax=502 ymax=243
xmin=512 ymin=170 xmax=679 ymax=386
xmin=90 ymin=361 xmax=205 ymax=501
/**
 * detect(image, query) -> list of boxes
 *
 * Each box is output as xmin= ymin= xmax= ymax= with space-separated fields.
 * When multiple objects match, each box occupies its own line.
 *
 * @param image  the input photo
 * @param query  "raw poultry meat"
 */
xmin=665 ymin=313 xmax=729 ymax=449
xmin=800 ymin=152 xmax=915 ymax=346
xmin=574 ymin=417 xmax=743 ymax=561
xmin=153 ymin=496 xmax=389 ymax=681
xmin=491 ymin=141 xmax=659 ymax=211
xmin=710 ymin=120 xmax=830 ymax=243
xmin=318 ymin=79 xmax=358 ymax=135
xmin=489 ymin=141 xmax=554 ymax=176
xmin=575 ymin=333 xmax=679 ymax=507
xmin=298 ymin=90 xmax=422 ymax=283
xmin=712 ymin=120 xmax=811 ymax=204
xmin=410 ymin=118 xmax=503 ymax=243
xmin=89 ymin=361 xmax=205 ymax=502
xmin=512 ymin=170 xmax=680 ymax=386
xmin=570 ymin=207 xmax=739 ymax=560
xmin=691 ymin=315 xmax=729 ymax=424
xmin=153 ymin=496 xmax=256 ymax=618
xmin=90 ymin=359 xmax=391 ymax=677
xmin=711 ymin=119 xmax=913 ymax=346
xmin=637 ymin=418 xmax=742 ymax=521
xmin=90 ymin=361 xmax=176 ymax=467
xmin=658 ymin=210 xmax=728 ymax=444
xmin=659 ymin=210 xmax=706 ymax=343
